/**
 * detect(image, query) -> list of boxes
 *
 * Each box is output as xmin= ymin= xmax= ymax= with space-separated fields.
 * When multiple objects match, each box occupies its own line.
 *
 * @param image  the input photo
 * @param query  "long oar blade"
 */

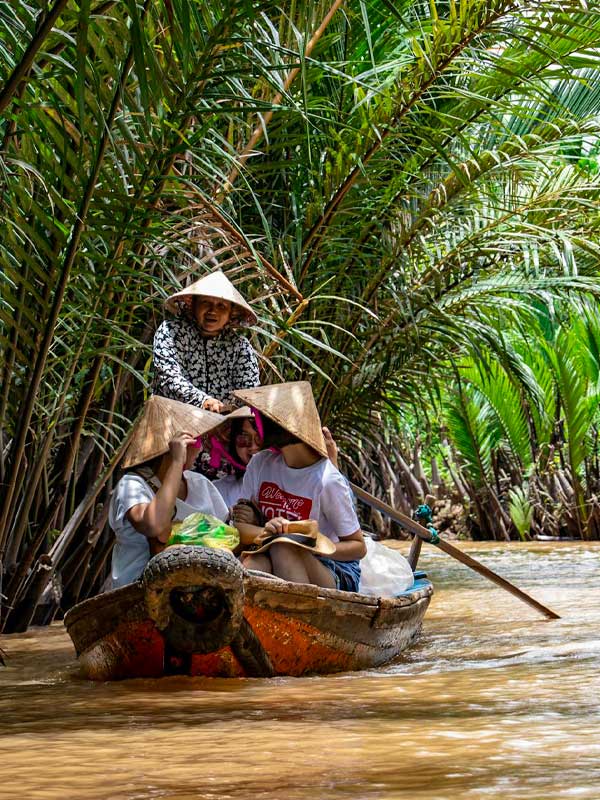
xmin=350 ymin=483 xmax=560 ymax=620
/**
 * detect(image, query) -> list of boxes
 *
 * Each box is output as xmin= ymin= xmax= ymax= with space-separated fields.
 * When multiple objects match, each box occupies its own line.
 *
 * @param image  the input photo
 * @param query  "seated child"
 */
xmin=211 ymin=407 xmax=263 ymax=508
xmin=109 ymin=396 xmax=228 ymax=588
xmin=210 ymin=412 xmax=340 ymax=509
xmin=232 ymin=382 xmax=366 ymax=592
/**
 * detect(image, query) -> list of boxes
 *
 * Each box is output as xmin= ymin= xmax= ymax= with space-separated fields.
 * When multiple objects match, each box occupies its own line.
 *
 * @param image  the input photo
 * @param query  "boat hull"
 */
xmin=64 ymin=546 xmax=432 ymax=680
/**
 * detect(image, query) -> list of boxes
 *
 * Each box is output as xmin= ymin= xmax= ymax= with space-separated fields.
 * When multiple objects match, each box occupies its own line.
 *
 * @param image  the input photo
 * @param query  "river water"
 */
xmin=1 ymin=542 xmax=599 ymax=800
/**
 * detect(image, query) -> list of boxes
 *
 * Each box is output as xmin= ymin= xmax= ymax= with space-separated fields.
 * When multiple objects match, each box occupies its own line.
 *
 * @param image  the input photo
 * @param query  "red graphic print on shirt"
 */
xmin=258 ymin=482 xmax=313 ymax=521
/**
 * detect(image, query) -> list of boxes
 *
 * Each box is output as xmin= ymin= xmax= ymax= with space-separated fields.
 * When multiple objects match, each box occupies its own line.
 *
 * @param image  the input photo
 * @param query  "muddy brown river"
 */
xmin=1 ymin=542 xmax=599 ymax=800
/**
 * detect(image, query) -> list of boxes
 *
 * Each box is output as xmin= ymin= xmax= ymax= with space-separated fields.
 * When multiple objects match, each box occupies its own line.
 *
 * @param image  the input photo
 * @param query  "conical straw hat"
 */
xmin=165 ymin=269 xmax=257 ymax=326
xmin=234 ymin=382 xmax=327 ymax=457
xmin=225 ymin=405 xmax=254 ymax=421
xmin=122 ymin=396 xmax=226 ymax=469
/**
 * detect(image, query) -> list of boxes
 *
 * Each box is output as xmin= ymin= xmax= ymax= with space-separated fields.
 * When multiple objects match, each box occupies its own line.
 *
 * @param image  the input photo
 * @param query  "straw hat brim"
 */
xmin=195 ymin=405 xmax=255 ymax=443
xmin=122 ymin=396 xmax=226 ymax=469
xmin=242 ymin=530 xmax=336 ymax=558
xmin=225 ymin=405 xmax=254 ymax=421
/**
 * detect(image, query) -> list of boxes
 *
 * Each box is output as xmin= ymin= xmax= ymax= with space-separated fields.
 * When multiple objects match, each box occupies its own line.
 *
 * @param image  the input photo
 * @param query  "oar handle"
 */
xmin=350 ymin=484 xmax=437 ymax=541
xmin=350 ymin=483 xmax=560 ymax=621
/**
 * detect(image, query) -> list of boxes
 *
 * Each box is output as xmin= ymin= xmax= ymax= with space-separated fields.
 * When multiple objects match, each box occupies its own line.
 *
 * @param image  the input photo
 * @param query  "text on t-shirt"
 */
xmin=258 ymin=481 xmax=313 ymax=521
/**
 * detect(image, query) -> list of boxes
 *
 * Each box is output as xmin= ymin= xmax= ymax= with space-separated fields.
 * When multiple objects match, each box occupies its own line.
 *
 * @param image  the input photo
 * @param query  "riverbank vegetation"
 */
xmin=2 ymin=0 xmax=600 ymax=630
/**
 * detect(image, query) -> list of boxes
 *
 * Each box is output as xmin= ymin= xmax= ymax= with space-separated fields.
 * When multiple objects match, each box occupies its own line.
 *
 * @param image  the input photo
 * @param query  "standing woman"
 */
xmin=153 ymin=269 xmax=259 ymax=413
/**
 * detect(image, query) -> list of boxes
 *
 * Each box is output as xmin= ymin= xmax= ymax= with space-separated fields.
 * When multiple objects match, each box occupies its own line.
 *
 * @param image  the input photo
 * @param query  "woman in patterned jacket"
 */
xmin=153 ymin=269 xmax=260 ymax=413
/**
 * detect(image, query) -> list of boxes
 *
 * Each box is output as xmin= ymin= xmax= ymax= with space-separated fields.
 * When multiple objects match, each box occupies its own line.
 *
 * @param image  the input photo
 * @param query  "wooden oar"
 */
xmin=350 ymin=483 xmax=560 ymax=620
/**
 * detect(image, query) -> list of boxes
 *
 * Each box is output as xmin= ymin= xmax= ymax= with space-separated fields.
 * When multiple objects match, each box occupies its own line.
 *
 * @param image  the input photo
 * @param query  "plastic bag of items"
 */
xmin=168 ymin=513 xmax=240 ymax=551
xmin=359 ymin=536 xmax=414 ymax=597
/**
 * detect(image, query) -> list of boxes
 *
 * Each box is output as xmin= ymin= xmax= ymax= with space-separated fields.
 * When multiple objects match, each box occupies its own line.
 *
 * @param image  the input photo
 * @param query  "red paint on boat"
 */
xmin=245 ymin=606 xmax=352 ymax=676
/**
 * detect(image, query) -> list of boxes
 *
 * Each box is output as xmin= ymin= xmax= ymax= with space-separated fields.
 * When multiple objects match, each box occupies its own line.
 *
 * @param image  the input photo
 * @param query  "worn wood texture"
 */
xmin=65 ymin=549 xmax=433 ymax=680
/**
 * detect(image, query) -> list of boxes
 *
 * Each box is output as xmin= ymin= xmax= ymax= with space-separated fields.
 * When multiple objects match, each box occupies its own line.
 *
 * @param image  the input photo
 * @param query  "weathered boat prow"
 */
xmin=64 ymin=546 xmax=433 ymax=680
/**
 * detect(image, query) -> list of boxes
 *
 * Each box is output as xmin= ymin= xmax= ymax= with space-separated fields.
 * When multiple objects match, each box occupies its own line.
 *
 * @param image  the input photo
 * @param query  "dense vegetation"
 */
xmin=2 ymin=0 xmax=600 ymax=631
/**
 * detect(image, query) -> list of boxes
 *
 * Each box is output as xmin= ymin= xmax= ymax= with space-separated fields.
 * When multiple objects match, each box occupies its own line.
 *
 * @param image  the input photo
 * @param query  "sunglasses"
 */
xmin=235 ymin=433 xmax=262 ymax=448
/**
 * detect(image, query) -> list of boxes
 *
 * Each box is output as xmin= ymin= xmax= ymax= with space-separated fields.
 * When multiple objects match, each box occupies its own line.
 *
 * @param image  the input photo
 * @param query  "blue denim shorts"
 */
xmin=317 ymin=558 xmax=361 ymax=593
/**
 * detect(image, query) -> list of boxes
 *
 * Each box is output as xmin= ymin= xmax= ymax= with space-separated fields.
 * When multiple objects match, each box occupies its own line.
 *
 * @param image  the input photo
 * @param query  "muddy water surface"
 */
xmin=1 ymin=542 xmax=599 ymax=800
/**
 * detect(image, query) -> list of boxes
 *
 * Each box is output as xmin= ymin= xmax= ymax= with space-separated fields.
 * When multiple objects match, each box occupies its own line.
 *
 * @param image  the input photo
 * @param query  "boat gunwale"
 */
xmin=65 ymin=570 xmax=433 ymax=632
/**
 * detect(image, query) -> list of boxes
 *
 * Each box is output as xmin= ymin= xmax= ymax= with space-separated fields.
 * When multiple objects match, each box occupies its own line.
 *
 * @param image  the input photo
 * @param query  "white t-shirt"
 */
xmin=109 ymin=470 xmax=228 ymax=588
xmin=240 ymin=450 xmax=360 ymax=543
xmin=213 ymin=474 xmax=244 ymax=509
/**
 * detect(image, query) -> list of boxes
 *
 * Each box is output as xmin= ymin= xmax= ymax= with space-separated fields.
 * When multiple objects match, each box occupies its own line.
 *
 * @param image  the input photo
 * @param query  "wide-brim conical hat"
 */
xmin=122 ymin=396 xmax=226 ymax=468
xmin=165 ymin=269 xmax=257 ymax=326
xmin=225 ymin=405 xmax=254 ymax=421
xmin=233 ymin=382 xmax=327 ymax=457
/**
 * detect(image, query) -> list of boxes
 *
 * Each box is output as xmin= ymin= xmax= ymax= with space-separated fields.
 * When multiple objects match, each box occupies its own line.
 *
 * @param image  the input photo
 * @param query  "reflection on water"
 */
xmin=2 ymin=542 xmax=600 ymax=800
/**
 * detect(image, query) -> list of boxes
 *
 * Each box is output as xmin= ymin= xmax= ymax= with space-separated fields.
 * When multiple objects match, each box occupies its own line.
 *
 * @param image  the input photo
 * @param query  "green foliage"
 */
xmin=508 ymin=486 xmax=534 ymax=541
xmin=459 ymin=355 xmax=533 ymax=473
xmin=437 ymin=305 xmax=600 ymax=538
xmin=443 ymin=390 xmax=496 ymax=485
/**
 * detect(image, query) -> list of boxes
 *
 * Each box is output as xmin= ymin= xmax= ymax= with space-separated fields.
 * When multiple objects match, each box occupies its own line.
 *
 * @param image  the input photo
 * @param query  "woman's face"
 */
xmin=193 ymin=295 xmax=232 ymax=336
xmin=234 ymin=419 xmax=262 ymax=465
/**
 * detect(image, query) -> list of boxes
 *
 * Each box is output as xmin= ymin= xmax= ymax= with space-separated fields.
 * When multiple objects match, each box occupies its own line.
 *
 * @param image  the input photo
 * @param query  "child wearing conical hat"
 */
xmin=153 ymin=269 xmax=260 ymax=414
xmin=208 ymin=409 xmax=339 ymax=511
xmin=210 ymin=407 xmax=263 ymax=508
xmin=231 ymin=382 xmax=366 ymax=592
xmin=109 ymin=396 xmax=229 ymax=589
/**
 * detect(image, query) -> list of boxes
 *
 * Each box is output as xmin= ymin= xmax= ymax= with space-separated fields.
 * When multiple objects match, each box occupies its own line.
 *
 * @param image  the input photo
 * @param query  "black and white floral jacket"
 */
xmin=152 ymin=316 xmax=259 ymax=407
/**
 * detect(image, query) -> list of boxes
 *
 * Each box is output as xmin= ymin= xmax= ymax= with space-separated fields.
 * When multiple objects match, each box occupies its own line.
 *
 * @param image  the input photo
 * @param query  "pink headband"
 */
xmin=208 ymin=435 xmax=247 ymax=471
xmin=250 ymin=407 xmax=264 ymax=440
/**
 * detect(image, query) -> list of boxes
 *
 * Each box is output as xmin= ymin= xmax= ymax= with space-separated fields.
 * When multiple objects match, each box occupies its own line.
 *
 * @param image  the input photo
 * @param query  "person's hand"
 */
xmin=232 ymin=500 xmax=259 ymax=525
xmin=322 ymin=426 xmax=339 ymax=468
xmin=203 ymin=397 xmax=225 ymax=413
xmin=264 ymin=516 xmax=289 ymax=534
xmin=168 ymin=432 xmax=198 ymax=466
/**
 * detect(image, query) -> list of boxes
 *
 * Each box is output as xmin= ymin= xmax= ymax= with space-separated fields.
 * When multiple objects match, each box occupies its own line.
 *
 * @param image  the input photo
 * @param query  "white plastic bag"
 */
xmin=359 ymin=537 xmax=414 ymax=597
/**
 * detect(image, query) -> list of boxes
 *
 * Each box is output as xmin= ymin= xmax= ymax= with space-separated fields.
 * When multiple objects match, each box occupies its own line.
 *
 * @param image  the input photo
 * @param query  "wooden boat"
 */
xmin=64 ymin=546 xmax=433 ymax=680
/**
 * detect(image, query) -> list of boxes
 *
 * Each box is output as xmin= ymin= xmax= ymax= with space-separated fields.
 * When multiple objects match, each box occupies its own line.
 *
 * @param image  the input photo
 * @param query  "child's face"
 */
xmin=234 ymin=420 xmax=262 ymax=465
xmin=194 ymin=295 xmax=232 ymax=336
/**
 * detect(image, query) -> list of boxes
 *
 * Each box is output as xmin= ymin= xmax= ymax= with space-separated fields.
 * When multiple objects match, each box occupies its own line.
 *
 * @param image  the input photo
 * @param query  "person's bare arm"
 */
xmin=126 ymin=433 xmax=195 ymax=542
xmin=322 ymin=426 xmax=339 ymax=468
xmin=234 ymin=521 xmax=266 ymax=545
xmin=331 ymin=529 xmax=366 ymax=561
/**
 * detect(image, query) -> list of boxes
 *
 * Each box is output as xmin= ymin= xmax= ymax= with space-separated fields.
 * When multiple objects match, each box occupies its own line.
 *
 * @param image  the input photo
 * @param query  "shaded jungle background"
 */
xmin=2 ymin=0 xmax=600 ymax=631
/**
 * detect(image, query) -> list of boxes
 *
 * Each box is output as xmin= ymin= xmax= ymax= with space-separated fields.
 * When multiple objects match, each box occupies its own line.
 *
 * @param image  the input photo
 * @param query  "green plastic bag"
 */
xmin=168 ymin=513 xmax=240 ymax=551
